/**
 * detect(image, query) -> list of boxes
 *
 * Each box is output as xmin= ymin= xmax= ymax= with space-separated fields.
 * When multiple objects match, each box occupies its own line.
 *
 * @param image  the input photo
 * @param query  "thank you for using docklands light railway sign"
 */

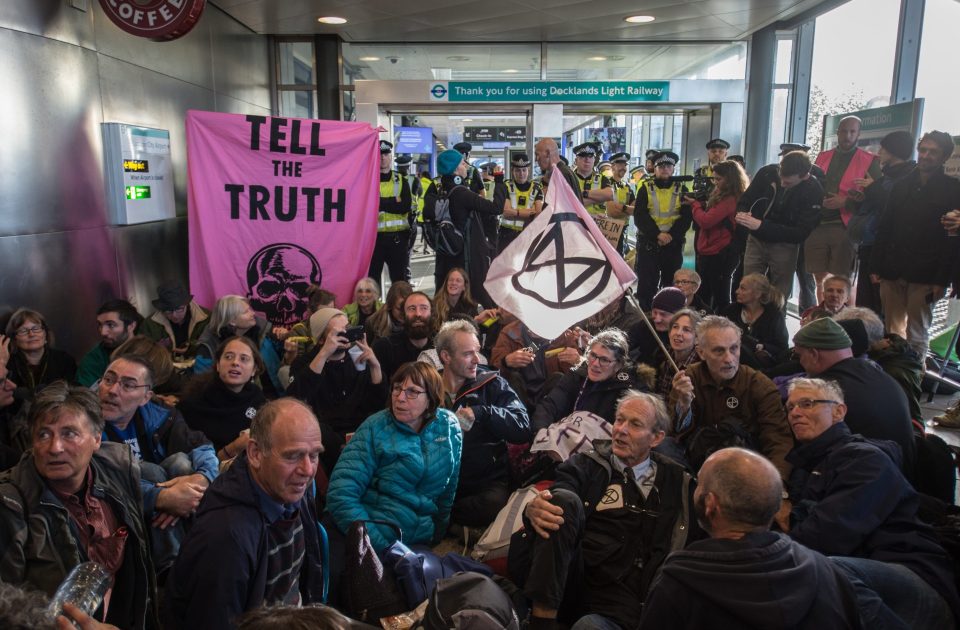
xmin=428 ymin=81 xmax=670 ymax=103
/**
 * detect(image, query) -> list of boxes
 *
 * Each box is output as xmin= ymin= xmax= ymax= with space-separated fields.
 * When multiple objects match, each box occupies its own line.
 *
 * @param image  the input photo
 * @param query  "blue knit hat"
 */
xmin=437 ymin=149 xmax=464 ymax=176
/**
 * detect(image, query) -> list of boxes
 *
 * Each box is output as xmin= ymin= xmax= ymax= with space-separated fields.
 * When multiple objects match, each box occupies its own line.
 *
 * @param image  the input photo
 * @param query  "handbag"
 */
xmin=341 ymin=520 xmax=408 ymax=622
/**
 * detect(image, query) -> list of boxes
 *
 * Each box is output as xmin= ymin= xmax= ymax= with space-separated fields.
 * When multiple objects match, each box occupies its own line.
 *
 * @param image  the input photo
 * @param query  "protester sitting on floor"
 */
xmin=580 ymin=291 xmax=644 ymax=351
xmin=722 ymin=273 xmax=788 ymax=369
xmin=343 ymin=277 xmax=382 ymax=328
xmin=436 ymin=319 xmax=530 ymax=529
xmin=194 ymin=295 xmax=286 ymax=395
xmin=784 ymin=378 xmax=960 ymax=627
xmin=433 ymin=267 xmax=481 ymax=325
xmin=110 ymin=335 xmax=182 ymax=403
xmin=800 ymin=274 xmax=851 ymax=324
xmin=654 ymin=308 xmax=702 ymax=397
xmin=4 ymin=307 xmax=77 ymax=395
xmin=640 ymin=447 xmax=864 ymax=629
xmin=673 ymin=268 xmax=712 ymax=316
xmin=791 ymin=317 xmax=915 ymax=475
xmin=532 ymin=329 xmax=647 ymax=433
xmin=178 ymin=336 xmax=268 ymax=458
xmin=372 ymin=291 xmax=436 ymax=383
xmin=326 ymin=361 xmax=461 ymax=553
xmin=164 ymin=398 xmax=325 ymax=630
xmin=510 ymin=390 xmax=701 ymax=630
xmin=279 ymin=285 xmax=337 ymax=383
xmin=363 ymin=280 xmax=412 ymax=346
xmin=77 ymin=299 xmax=142 ymax=387
xmin=286 ymin=308 xmax=382 ymax=476
xmin=140 ymin=280 xmax=210 ymax=358
xmin=631 ymin=287 xmax=687 ymax=367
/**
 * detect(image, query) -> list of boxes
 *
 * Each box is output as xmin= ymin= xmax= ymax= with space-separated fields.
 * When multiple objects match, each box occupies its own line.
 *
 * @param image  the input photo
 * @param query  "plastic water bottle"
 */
xmin=47 ymin=561 xmax=111 ymax=624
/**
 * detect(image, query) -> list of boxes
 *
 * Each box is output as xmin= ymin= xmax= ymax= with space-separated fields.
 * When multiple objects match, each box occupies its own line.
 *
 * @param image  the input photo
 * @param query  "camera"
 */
xmin=338 ymin=325 xmax=365 ymax=344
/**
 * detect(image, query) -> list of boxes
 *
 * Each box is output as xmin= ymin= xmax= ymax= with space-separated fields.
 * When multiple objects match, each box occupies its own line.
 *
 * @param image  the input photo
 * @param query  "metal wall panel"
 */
xmin=112 ymin=218 xmax=191 ymax=318
xmin=0 ymin=29 xmax=107 ymax=236
xmin=209 ymin=8 xmax=272 ymax=110
xmin=0 ymin=0 xmax=96 ymax=49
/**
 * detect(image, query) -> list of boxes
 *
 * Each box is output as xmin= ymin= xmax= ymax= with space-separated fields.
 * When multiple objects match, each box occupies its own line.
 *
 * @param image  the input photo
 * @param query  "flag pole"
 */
xmin=626 ymin=290 xmax=681 ymax=374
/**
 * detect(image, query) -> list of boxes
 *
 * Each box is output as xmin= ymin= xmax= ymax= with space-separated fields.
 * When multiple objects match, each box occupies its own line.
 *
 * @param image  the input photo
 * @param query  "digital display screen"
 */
xmin=394 ymin=127 xmax=434 ymax=154
xmin=125 ymin=185 xmax=152 ymax=200
xmin=123 ymin=159 xmax=149 ymax=173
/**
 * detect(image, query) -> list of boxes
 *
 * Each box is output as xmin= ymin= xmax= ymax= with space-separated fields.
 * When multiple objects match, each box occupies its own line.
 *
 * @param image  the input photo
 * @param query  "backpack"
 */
xmin=417 ymin=572 xmax=520 ymax=630
xmin=423 ymin=185 xmax=466 ymax=257
xmin=912 ymin=421 xmax=958 ymax=504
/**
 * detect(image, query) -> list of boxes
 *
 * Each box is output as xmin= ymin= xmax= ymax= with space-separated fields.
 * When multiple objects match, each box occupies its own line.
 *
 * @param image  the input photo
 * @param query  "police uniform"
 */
xmin=633 ymin=151 xmax=692 ymax=309
xmin=694 ymin=138 xmax=730 ymax=201
xmin=453 ymin=141 xmax=486 ymax=195
xmin=494 ymin=153 xmax=543 ymax=254
xmin=572 ymin=142 xmax=613 ymax=219
xmin=643 ymin=149 xmax=660 ymax=184
xmin=369 ymin=140 xmax=413 ymax=282
xmin=606 ymin=152 xmax=635 ymax=255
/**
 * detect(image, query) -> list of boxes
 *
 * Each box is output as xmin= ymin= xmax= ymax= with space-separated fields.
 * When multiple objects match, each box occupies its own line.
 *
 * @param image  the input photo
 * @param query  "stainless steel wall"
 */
xmin=0 ymin=1 xmax=270 ymax=358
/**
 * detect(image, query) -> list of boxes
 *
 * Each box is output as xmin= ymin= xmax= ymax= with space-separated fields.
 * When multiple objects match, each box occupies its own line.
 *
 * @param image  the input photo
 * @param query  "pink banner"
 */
xmin=186 ymin=110 xmax=379 ymax=327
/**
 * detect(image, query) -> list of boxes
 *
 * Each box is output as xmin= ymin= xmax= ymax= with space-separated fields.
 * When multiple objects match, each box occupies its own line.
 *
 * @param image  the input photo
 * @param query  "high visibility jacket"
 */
xmin=500 ymin=180 xmax=542 ymax=231
xmin=815 ymin=148 xmax=877 ymax=226
xmin=646 ymin=180 xmax=683 ymax=230
xmin=378 ymin=171 xmax=408 ymax=232
xmin=416 ymin=175 xmax=432 ymax=222
xmin=576 ymin=172 xmax=608 ymax=216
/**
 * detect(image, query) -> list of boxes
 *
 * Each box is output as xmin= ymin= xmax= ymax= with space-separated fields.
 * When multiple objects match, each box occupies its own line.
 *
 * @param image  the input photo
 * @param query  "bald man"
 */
xmin=534 ymin=137 xmax=580 ymax=195
xmin=641 ymin=448 xmax=864 ymax=629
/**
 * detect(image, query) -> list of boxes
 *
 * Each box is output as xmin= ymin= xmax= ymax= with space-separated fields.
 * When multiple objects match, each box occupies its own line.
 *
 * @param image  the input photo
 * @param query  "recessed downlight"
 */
xmin=359 ymin=56 xmax=380 ymax=61
xmin=624 ymin=15 xmax=655 ymax=23
xmin=317 ymin=16 xmax=347 ymax=24
xmin=502 ymin=69 xmax=519 ymax=73
xmin=587 ymin=56 xmax=607 ymax=61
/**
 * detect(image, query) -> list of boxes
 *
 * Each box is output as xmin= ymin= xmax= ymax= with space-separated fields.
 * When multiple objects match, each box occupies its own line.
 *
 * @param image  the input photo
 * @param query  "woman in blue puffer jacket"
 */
xmin=326 ymin=361 xmax=462 ymax=551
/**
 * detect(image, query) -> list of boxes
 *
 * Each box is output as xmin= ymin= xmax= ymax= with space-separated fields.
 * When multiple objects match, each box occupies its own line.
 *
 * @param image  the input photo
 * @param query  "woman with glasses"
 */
xmin=2 ymin=308 xmax=76 ymax=395
xmin=178 ymin=336 xmax=267 ymax=460
xmin=687 ymin=160 xmax=750 ymax=311
xmin=326 ymin=361 xmax=462 ymax=552
xmin=531 ymin=328 xmax=646 ymax=432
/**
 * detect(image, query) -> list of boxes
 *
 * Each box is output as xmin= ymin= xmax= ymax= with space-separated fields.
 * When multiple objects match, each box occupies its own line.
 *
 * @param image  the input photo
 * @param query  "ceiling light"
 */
xmin=624 ymin=15 xmax=655 ymax=23
xmin=317 ymin=16 xmax=347 ymax=24
xmin=359 ymin=56 xmax=380 ymax=61
xmin=462 ymin=118 xmax=473 ymax=122
xmin=502 ymin=69 xmax=519 ymax=73
xmin=587 ymin=56 xmax=607 ymax=61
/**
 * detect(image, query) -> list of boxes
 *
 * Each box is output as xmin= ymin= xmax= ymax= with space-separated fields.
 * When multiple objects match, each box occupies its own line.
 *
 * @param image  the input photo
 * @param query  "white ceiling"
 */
xmin=212 ymin=0 xmax=829 ymax=41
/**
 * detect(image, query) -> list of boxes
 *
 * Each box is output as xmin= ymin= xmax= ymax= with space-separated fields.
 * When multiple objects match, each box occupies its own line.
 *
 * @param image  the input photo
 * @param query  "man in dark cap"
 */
xmin=452 ymin=141 xmax=486 ymax=194
xmin=643 ymin=149 xmax=659 ymax=181
xmin=694 ymin=139 xmax=731 ymax=199
xmin=791 ymin=317 xmax=915 ymax=474
xmin=571 ymin=142 xmax=614 ymax=219
xmin=141 ymin=280 xmax=210 ymax=357
xmin=871 ymin=130 xmax=960 ymax=358
xmin=808 ymin=117 xmax=882 ymax=304
xmin=848 ymin=130 xmax=916 ymax=314
xmin=633 ymin=151 xmax=692 ymax=309
xmin=494 ymin=153 xmax=543 ymax=254
xmin=368 ymin=139 xmax=413 ymax=284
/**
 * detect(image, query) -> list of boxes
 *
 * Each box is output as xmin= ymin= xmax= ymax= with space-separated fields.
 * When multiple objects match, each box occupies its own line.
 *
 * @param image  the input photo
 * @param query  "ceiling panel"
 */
xmin=211 ymin=0 xmax=831 ymax=40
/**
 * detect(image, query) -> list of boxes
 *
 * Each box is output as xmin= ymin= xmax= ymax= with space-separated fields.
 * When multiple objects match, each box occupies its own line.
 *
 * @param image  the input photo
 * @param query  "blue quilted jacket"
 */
xmin=326 ymin=408 xmax=462 ymax=551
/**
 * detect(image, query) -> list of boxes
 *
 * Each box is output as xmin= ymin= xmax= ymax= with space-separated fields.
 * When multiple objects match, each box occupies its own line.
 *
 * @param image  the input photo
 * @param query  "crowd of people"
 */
xmin=0 ymin=122 xmax=959 ymax=629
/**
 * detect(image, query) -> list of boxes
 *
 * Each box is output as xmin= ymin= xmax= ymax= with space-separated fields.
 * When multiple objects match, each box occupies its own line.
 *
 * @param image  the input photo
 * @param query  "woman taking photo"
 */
xmin=3 ymin=308 xmax=76 ymax=393
xmin=688 ymin=160 xmax=749 ymax=310
xmin=325 ymin=361 xmax=461 ymax=552
xmin=179 ymin=336 xmax=267 ymax=460
xmin=655 ymin=309 xmax=702 ymax=396
xmin=723 ymin=273 xmax=788 ymax=369
xmin=433 ymin=267 xmax=479 ymax=325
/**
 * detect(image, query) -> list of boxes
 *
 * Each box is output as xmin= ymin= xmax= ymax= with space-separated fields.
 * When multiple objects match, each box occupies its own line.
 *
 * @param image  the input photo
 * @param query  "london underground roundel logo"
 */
xmin=430 ymin=83 xmax=449 ymax=100
xmin=99 ymin=0 xmax=206 ymax=42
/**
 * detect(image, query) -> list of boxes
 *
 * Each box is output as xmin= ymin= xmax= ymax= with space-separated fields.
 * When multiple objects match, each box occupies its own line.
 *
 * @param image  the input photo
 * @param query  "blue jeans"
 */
xmin=830 ymin=556 xmax=955 ymax=629
xmin=141 ymin=452 xmax=194 ymax=572
xmin=570 ymin=613 xmax=623 ymax=630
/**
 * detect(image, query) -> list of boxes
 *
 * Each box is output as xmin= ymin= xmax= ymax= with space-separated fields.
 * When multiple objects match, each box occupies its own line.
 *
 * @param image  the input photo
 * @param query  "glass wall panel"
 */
xmin=916 ymin=0 xmax=960 ymax=134
xmin=277 ymin=41 xmax=315 ymax=86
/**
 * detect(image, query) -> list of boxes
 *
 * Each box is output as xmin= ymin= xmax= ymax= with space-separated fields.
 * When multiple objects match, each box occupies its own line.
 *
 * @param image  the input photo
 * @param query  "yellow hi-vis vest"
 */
xmin=483 ymin=179 xmax=496 ymax=201
xmin=612 ymin=179 xmax=634 ymax=206
xmin=646 ymin=180 xmax=682 ymax=231
xmin=500 ymin=181 xmax=542 ymax=231
xmin=416 ymin=176 xmax=432 ymax=222
xmin=378 ymin=171 xmax=408 ymax=232
xmin=576 ymin=172 xmax=607 ymax=216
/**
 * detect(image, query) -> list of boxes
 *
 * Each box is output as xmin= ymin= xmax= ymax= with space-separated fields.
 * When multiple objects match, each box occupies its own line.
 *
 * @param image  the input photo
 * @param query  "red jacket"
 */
xmin=691 ymin=196 xmax=737 ymax=255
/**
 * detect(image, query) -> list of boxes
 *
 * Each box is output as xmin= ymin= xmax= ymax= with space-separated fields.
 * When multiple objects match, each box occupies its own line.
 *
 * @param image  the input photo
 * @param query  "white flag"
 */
xmin=484 ymin=167 xmax=637 ymax=339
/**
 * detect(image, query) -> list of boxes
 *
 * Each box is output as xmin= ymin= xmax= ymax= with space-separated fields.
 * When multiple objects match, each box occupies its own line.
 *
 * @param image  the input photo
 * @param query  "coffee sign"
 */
xmin=99 ymin=0 xmax=206 ymax=41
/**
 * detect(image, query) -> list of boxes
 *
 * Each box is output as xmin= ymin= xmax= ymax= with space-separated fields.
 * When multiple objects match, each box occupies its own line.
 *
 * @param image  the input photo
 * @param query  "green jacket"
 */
xmin=343 ymin=300 xmax=383 ymax=326
xmin=139 ymin=301 xmax=210 ymax=356
xmin=0 ymin=442 xmax=159 ymax=629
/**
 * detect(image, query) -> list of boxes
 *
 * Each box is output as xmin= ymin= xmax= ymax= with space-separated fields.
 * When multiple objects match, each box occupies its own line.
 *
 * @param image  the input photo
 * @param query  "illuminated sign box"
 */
xmin=102 ymin=123 xmax=175 ymax=225
xmin=394 ymin=126 xmax=434 ymax=154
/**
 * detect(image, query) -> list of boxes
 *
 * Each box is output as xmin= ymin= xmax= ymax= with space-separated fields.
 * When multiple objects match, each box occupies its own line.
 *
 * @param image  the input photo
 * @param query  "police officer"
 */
xmin=416 ymin=169 xmax=433 ymax=254
xmin=571 ymin=142 xmax=614 ymax=219
xmin=397 ymin=154 xmax=422 ymax=254
xmin=494 ymin=153 xmax=543 ymax=254
xmin=633 ymin=151 xmax=693 ymax=309
xmin=598 ymin=160 xmax=613 ymax=179
xmin=453 ymin=141 xmax=486 ymax=195
xmin=643 ymin=149 xmax=660 ymax=181
xmin=694 ymin=138 xmax=730 ymax=200
xmin=369 ymin=140 xmax=413 ymax=282
xmin=605 ymin=152 xmax=635 ymax=255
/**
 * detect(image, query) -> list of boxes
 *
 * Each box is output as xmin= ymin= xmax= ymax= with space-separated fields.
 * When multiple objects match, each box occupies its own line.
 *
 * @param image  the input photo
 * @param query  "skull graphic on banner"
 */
xmin=246 ymin=243 xmax=322 ymax=326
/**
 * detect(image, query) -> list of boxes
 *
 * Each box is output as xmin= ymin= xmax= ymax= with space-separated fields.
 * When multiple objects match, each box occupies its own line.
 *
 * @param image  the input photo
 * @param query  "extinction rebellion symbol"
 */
xmin=99 ymin=0 xmax=206 ymax=41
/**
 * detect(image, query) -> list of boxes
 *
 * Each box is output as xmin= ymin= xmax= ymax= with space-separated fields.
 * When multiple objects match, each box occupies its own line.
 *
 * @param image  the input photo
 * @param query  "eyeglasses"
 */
xmin=674 ymin=279 xmax=698 ymax=286
xmin=785 ymin=399 xmax=839 ymax=413
xmin=102 ymin=373 xmax=150 ymax=393
xmin=587 ymin=351 xmax=616 ymax=367
xmin=163 ymin=305 xmax=187 ymax=314
xmin=15 ymin=326 xmax=44 ymax=337
xmin=391 ymin=384 xmax=426 ymax=399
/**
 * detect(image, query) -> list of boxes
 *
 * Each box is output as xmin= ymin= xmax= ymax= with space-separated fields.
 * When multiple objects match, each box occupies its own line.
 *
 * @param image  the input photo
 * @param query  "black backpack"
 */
xmin=418 ymin=572 xmax=520 ymax=630
xmin=423 ymin=185 xmax=466 ymax=257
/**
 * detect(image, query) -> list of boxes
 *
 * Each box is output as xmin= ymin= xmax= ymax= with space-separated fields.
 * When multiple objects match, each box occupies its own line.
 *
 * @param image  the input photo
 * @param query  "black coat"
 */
xmin=739 ymin=170 xmax=823 ymax=244
xmin=532 ymin=364 xmax=644 ymax=432
xmin=178 ymin=377 xmax=267 ymax=451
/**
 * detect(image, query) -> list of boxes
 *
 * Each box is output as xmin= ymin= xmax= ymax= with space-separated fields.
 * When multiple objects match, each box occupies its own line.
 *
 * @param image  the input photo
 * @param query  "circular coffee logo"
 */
xmin=99 ymin=0 xmax=206 ymax=41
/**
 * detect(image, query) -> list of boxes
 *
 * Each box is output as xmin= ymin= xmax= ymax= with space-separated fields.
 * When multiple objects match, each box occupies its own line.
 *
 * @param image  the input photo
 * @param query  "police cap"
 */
xmin=395 ymin=154 xmax=412 ymax=166
xmin=511 ymin=153 xmax=531 ymax=168
xmin=645 ymin=149 xmax=661 ymax=161
xmin=453 ymin=141 xmax=473 ymax=155
xmin=655 ymin=151 xmax=679 ymax=166
xmin=609 ymin=152 xmax=631 ymax=163
xmin=573 ymin=142 xmax=598 ymax=157
xmin=379 ymin=140 xmax=393 ymax=154
xmin=779 ymin=142 xmax=811 ymax=155
xmin=706 ymin=138 xmax=730 ymax=150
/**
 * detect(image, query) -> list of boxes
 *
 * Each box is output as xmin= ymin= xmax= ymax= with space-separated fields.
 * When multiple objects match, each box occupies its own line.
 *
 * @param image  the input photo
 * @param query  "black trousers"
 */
xmin=856 ymin=245 xmax=883 ymax=315
xmin=369 ymin=230 xmax=412 ymax=283
xmin=451 ymin=479 xmax=511 ymax=528
xmin=634 ymin=239 xmax=683 ymax=310
xmin=697 ymin=247 xmax=739 ymax=312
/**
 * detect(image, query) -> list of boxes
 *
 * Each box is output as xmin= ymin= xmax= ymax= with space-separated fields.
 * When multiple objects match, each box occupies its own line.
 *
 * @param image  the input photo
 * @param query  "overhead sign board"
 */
xmin=429 ymin=81 xmax=670 ymax=103
xmin=464 ymin=126 xmax=526 ymax=144
xmin=821 ymin=99 xmax=924 ymax=153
